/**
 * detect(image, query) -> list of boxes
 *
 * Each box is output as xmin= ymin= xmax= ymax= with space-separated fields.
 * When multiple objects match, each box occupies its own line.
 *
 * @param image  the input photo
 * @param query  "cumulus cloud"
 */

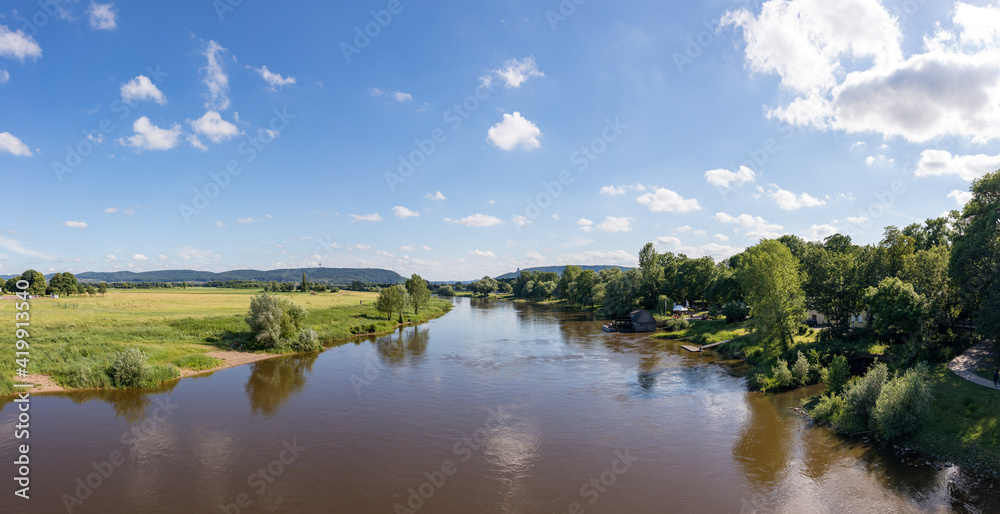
xmin=392 ymin=206 xmax=420 ymax=218
xmin=201 ymin=40 xmax=230 ymax=111
xmin=715 ymin=212 xmax=784 ymax=239
xmin=846 ymin=215 xmax=869 ymax=225
xmin=255 ymin=65 xmax=295 ymax=90
xmin=0 ymin=26 xmax=42 ymax=61
xmin=350 ymin=213 xmax=383 ymax=222
xmin=104 ymin=254 xmax=117 ymax=262
xmin=469 ymin=249 xmax=496 ymax=258
xmin=189 ymin=110 xmax=239 ymax=144
xmin=596 ymin=216 xmax=634 ymax=233
xmin=599 ymin=184 xmax=647 ymax=196
xmin=577 ymin=218 xmax=594 ymax=232
xmin=394 ymin=91 xmax=412 ymax=102
xmin=914 ymin=149 xmax=1000 ymax=181
xmin=769 ymin=186 xmax=826 ymax=210
xmin=865 ymin=154 xmax=893 ymax=166
xmin=425 ymin=191 xmax=446 ymax=201
xmin=512 ymin=215 xmax=530 ymax=227
xmin=705 ymin=166 xmax=756 ymax=188
xmin=489 ymin=56 xmax=544 ymax=88
xmin=88 ymin=3 xmax=118 ymax=30
xmin=118 ymin=116 xmax=182 ymax=151
xmin=453 ymin=214 xmax=502 ymax=227
xmin=808 ymin=223 xmax=838 ymax=240
xmin=121 ymin=75 xmax=166 ymax=105
xmin=131 ymin=253 xmax=148 ymax=262
xmin=655 ymin=236 xmax=742 ymax=260
xmin=948 ymin=189 xmax=973 ymax=206
xmin=487 ymin=112 xmax=541 ymax=151
xmin=60 ymin=221 xmax=87 ymax=229
xmin=0 ymin=132 xmax=31 ymax=156
xmin=636 ymin=188 xmax=702 ymax=213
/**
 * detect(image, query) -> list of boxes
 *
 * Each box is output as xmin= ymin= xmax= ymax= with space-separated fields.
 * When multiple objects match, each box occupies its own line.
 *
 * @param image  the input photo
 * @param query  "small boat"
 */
xmin=602 ymin=323 xmax=617 ymax=333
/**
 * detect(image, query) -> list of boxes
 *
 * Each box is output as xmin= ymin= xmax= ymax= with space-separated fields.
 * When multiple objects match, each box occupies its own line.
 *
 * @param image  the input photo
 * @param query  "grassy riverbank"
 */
xmin=0 ymin=288 xmax=452 ymax=395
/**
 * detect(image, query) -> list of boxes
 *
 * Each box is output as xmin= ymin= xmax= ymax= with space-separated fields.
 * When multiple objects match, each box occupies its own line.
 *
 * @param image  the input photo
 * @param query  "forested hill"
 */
xmin=495 ymin=265 xmax=626 ymax=280
xmin=67 ymin=267 xmax=404 ymax=284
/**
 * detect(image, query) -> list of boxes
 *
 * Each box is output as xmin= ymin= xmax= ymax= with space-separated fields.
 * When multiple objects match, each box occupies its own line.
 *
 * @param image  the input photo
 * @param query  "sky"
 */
xmin=2 ymin=0 xmax=1000 ymax=281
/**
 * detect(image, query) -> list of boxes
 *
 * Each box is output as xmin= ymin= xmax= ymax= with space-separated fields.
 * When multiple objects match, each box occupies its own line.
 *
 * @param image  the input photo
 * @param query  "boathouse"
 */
xmin=629 ymin=309 xmax=657 ymax=333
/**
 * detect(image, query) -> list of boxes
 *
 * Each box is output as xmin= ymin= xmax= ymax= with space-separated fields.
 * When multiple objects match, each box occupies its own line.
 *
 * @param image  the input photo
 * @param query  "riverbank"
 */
xmin=1 ymin=288 xmax=452 ymax=396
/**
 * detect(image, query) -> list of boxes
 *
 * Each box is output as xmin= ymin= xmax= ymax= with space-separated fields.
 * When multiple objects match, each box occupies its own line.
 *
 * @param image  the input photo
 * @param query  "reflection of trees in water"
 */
xmin=50 ymin=380 xmax=179 ymax=423
xmin=732 ymin=394 xmax=792 ymax=491
xmin=245 ymin=353 xmax=319 ymax=416
xmin=375 ymin=326 xmax=430 ymax=366
xmin=636 ymin=354 xmax=661 ymax=390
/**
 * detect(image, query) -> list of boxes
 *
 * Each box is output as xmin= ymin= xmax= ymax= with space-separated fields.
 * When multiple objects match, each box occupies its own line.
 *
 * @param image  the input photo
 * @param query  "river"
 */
xmin=2 ymin=297 xmax=997 ymax=513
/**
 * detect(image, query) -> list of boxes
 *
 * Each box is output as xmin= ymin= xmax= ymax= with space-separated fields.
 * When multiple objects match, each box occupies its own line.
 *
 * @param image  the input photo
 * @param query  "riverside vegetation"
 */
xmin=0 ymin=275 xmax=450 ymax=396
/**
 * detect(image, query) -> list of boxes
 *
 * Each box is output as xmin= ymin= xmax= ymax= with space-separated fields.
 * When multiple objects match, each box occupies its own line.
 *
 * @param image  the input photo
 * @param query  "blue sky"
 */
xmin=2 ymin=0 xmax=999 ymax=280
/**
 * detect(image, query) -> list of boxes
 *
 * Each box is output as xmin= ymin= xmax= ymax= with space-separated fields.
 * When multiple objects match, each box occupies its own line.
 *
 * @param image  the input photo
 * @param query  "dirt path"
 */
xmin=948 ymin=340 xmax=999 ymax=389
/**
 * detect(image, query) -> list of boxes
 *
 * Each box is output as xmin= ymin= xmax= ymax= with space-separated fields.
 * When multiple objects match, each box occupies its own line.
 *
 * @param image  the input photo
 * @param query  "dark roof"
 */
xmin=629 ymin=309 xmax=656 ymax=323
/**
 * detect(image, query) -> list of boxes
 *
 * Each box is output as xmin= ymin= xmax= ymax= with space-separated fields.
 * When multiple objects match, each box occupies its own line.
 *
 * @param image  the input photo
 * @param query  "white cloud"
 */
xmin=201 ymin=40 xmax=230 ymax=111
xmin=599 ymin=184 xmax=647 ymax=196
xmin=88 ymin=3 xmax=117 ymax=30
xmin=596 ymin=216 xmax=634 ymax=233
xmin=350 ymin=213 xmax=383 ymax=222
xmin=808 ymin=223 xmax=838 ymax=240
xmin=914 ymin=149 xmax=1000 ymax=181
xmin=769 ymin=186 xmax=826 ymax=210
xmin=0 ymin=132 xmax=31 ymax=156
xmin=104 ymin=207 xmax=134 ymax=215
xmin=557 ymin=249 xmax=637 ymax=267
xmin=0 ymin=69 xmax=8 ymax=84
xmin=674 ymin=225 xmax=692 ymax=232
xmin=158 ymin=254 xmax=169 ymax=261
xmin=177 ymin=247 xmax=221 ymax=262
xmin=705 ymin=166 xmax=756 ymax=188
xmin=400 ymin=245 xmax=415 ymax=251
xmin=353 ymin=244 xmax=371 ymax=251
xmin=715 ymin=234 xmax=730 ymax=241
xmin=693 ymin=230 xmax=707 ymax=235
xmin=655 ymin=237 xmax=741 ymax=260
xmin=118 ymin=117 xmax=182 ymax=151
xmin=715 ymin=212 xmax=784 ymax=239
xmin=131 ymin=253 xmax=148 ymax=262
xmin=189 ymin=110 xmax=239 ymax=143
xmin=120 ymin=75 xmax=165 ymax=105
xmin=237 ymin=217 xmax=266 ymax=223
xmin=636 ymin=188 xmax=702 ymax=213
xmin=487 ymin=112 xmax=541 ymax=151
xmin=491 ymin=56 xmax=544 ymax=88
xmin=469 ymin=249 xmax=496 ymax=258
xmin=104 ymin=254 xmax=117 ymax=262
xmin=392 ymin=206 xmax=420 ymax=218
xmin=422 ymin=245 xmax=432 ymax=251
xmin=722 ymin=0 xmax=902 ymax=94
xmin=512 ymin=215 xmax=530 ymax=227
xmin=865 ymin=154 xmax=893 ymax=166
xmin=393 ymin=91 xmax=412 ymax=102
xmin=0 ymin=26 xmax=42 ymax=61
xmin=454 ymin=214 xmax=502 ymax=227
xmin=948 ymin=189 xmax=973 ymax=206
xmin=255 ymin=65 xmax=295 ymax=90
xmin=846 ymin=215 xmax=869 ymax=225
xmin=577 ymin=218 xmax=594 ymax=232
xmin=425 ymin=191 xmax=446 ymax=201
xmin=60 ymin=221 xmax=87 ymax=229
xmin=954 ymin=1 xmax=1000 ymax=47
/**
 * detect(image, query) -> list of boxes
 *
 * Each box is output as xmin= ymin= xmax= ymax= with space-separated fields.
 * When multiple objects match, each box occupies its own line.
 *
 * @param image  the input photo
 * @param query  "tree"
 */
xmin=470 ymin=276 xmax=498 ymax=297
xmin=864 ymin=277 xmax=928 ymax=347
xmin=18 ymin=269 xmax=46 ymax=296
xmin=47 ymin=272 xmax=79 ymax=296
xmin=826 ymin=355 xmax=849 ymax=394
xmin=245 ymin=294 xmax=307 ymax=350
xmin=602 ymin=268 xmax=640 ymax=317
xmin=570 ymin=268 xmax=598 ymax=307
xmin=375 ymin=284 xmax=409 ymax=322
xmin=301 ymin=272 xmax=308 ymax=292
xmin=556 ymin=265 xmax=582 ymax=300
xmin=737 ymin=240 xmax=806 ymax=352
xmin=950 ymin=170 xmax=1000 ymax=346
xmin=437 ymin=285 xmax=455 ymax=296
xmin=98 ymin=282 xmax=108 ymax=296
xmin=803 ymin=246 xmax=864 ymax=333
xmin=499 ymin=282 xmax=513 ymax=294
xmin=637 ymin=243 xmax=663 ymax=309
xmin=900 ymin=245 xmax=957 ymax=324
xmin=879 ymin=226 xmax=916 ymax=277
xmin=405 ymin=274 xmax=431 ymax=314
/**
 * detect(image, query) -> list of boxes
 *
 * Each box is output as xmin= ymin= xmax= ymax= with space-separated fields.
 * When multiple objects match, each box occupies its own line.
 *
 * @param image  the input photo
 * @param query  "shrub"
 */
xmin=660 ymin=317 xmax=690 ymax=332
xmin=792 ymin=351 xmax=811 ymax=386
xmin=797 ymin=324 xmax=809 ymax=336
xmin=290 ymin=328 xmax=322 ymax=352
xmin=245 ymin=294 xmax=306 ymax=350
xmin=826 ymin=355 xmax=849 ymax=394
xmin=773 ymin=359 xmax=793 ymax=388
xmin=812 ymin=393 xmax=845 ymax=422
xmin=841 ymin=361 xmax=888 ymax=432
xmin=110 ymin=348 xmax=148 ymax=388
xmin=871 ymin=363 xmax=934 ymax=439
xmin=65 ymin=365 xmax=111 ymax=389
xmin=437 ymin=285 xmax=455 ymax=297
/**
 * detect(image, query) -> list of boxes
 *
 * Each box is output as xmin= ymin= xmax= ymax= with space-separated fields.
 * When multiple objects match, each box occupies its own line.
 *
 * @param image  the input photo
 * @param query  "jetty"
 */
xmin=680 ymin=339 xmax=730 ymax=353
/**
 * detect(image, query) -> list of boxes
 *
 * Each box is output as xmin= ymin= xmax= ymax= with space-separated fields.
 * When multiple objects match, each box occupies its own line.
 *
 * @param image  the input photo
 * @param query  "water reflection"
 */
xmin=374 ymin=325 xmax=430 ymax=366
xmin=245 ymin=352 xmax=318 ymax=415
xmin=57 ymin=381 xmax=179 ymax=422
xmin=733 ymin=392 xmax=793 ymax=491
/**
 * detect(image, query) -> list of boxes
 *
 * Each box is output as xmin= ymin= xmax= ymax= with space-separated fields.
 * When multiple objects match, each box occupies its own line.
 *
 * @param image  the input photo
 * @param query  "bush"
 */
xmin=871 ymin=363 xmax=934 ymax=439
xmin=660 ymin=317 xmax=690 ymax=332
xmin=841 ymin=361 xmax=888 ymax=432
xmin=792 ymin=351 xmax=811 ymax=386
xmin=290 ymin=328 xmax=322 ymax=352
xmin=812 ymin=393 xmax=845 ymax=422
xmin=437 ymin=285 xmax=455 ymax=297
xmin=826 ymin=355 xmax=849 ymax=394
xmin=245 ymin=294 xmax=306 ymax=350
xmin=110 ymin=348 xmax=148 ymax=388
xmin=773 ymin=359 xmax=793 ymax=388
xmin=65 ymin=365 xmax=111 ymax=389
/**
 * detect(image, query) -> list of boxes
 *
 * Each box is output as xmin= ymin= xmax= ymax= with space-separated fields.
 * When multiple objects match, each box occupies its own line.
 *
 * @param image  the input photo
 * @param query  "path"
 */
xmin=948 ymin=340 xmax=999 ymax=389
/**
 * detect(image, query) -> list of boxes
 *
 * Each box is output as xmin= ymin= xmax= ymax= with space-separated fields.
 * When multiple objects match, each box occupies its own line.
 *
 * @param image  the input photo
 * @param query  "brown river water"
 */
xmin=2 ymin=297 xmax=998 ymax=513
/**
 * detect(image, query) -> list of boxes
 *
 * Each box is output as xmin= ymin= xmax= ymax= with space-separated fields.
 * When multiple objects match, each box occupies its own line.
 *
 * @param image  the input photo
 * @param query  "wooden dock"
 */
xmin=680 ymin=339 xmax=731 ymax=353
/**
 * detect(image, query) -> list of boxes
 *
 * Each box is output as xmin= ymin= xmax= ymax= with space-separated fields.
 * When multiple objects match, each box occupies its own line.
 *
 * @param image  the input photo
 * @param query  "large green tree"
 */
xmin=375 ymin=284 xmax=410 ymax=322
xmin=864 ymin=277 xmax=929 ymax=347
xmin=602 ymin=267 xmax=640 ymax=317
xmin=405 ymin=274 xmax=431 ymax=314
xmin=18 ymin=269 xmax=47 ymax=296
xmin=950 ymin=170 xmax=1000 ymax=344
xmin=737 ymin=240 xmax=806 ymax=351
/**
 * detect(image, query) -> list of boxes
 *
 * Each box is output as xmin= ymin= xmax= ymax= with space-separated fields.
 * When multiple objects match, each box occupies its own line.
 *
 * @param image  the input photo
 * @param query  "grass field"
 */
xmin=0 ymin=288 xmax=451 ymax=395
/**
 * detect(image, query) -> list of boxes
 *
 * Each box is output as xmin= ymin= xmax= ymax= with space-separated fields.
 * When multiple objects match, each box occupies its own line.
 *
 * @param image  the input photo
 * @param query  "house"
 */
xmin=806 ymin=309 xmax=867 ymax=328
xmin=629 ymin=309 xmax=657 ymax=333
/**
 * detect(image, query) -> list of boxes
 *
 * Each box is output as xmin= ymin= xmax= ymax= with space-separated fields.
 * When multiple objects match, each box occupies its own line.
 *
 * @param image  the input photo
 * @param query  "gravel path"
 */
xmin=948 ymin=340 xmax=999 ymax=389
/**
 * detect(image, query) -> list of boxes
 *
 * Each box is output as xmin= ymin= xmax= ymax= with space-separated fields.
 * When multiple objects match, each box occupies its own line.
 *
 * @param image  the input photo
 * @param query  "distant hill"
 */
xmin=63 ymin=267 xmax=405 ymax=284
xmin=495 ymin=265 xmax=628 ymax=280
